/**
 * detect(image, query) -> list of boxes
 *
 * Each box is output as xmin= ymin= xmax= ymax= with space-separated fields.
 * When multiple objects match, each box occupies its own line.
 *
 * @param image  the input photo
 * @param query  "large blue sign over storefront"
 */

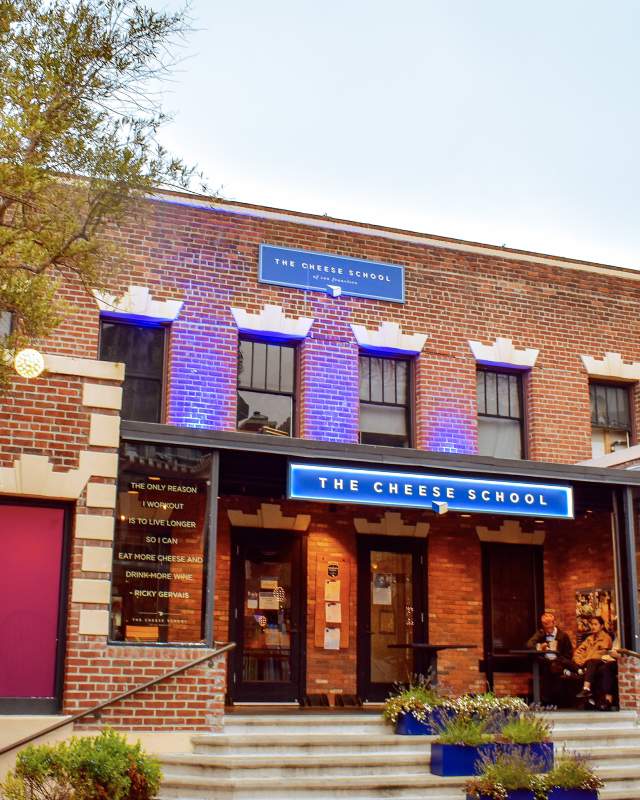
xmin=259 ymin=244 xmax=405 ymax=303
xmin=288 ymin=464 xmax=574 ymax=519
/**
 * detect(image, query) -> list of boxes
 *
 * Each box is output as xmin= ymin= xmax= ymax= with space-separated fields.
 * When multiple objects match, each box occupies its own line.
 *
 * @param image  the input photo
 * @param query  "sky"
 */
xmin=157 ymin=1 xmax=640 ymax=269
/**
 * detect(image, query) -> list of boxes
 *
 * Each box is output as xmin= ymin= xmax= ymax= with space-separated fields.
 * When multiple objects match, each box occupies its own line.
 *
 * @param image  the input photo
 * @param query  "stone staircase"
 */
xmin=157 ymin=710 xmax=640 ymax=800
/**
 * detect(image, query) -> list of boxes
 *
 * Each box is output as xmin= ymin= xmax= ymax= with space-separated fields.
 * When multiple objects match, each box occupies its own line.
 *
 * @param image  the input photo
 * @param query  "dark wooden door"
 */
xmin=228 ymin=529 xmax=305 ymax=703
xmin=357 ymin=536 xmax=427 ymax=702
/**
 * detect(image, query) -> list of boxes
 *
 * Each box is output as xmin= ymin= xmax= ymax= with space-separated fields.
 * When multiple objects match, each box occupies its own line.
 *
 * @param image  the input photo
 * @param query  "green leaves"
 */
xmin=0 ymin=0 xmax=203 ymax=386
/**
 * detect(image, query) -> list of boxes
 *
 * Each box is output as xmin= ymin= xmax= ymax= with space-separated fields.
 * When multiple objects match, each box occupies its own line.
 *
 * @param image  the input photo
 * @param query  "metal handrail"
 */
xmin=620 ymin=647 xmax=640 ymax=660
xmin=0 ymin=641 xmax=236 ymax=757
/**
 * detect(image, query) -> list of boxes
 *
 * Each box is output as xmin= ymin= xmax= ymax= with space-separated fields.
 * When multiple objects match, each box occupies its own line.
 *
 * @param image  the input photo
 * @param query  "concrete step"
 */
xmin=192 ymin=732 xmax=432 ymax=755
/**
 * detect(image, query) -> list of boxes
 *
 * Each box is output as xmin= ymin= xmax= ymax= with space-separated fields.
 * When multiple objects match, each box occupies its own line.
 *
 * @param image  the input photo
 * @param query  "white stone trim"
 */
xmin=227 ymin=503 xmax=311 ymax=531
xmin=0 ymin=453 xmax=114 ymax=499
xmin=469 ymin=337 xmax=538 ymax=369
xmin=580 ymin=352 xmax=640 ymax=381
xmin=230 ymin=304 xmax=313 ymax=340
xmin=79 ymin=451 xmax=118 ymax=479
xmin=75 ymin=514 xmax=115 ymax=541
xmin=577 ymin=443 xmax=640 ymax=468
xmin=351 ymin=322 xmax=428 ymax=355
xmin=93 ymin=285 xmax=183 ymax=321
xmin=86 ymin=483 xmax=117 ymax=509
xmin=78 ymin=609 xmax=109 ymax=636
xmin=81 ymin=546 xmax=112 ymax=574
xmin=354 ymin=512 xmax=430 ymax=538
xmin=89 ymin=413 xmax=121 ymax=448
xmin=72 ymin=578 xmax=111 ymax=604
xmin=476 ymin=520 xmax=545 ymax=545
xmin=44 ymin=354 xmax=125 ymax=381
xmin=82 ymin=383 xmax=123 ymax=410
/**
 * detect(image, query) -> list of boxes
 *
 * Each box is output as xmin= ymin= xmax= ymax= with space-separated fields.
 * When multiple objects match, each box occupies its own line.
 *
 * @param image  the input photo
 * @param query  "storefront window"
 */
xmin=110 ymin=442 xmax=211 ymax=644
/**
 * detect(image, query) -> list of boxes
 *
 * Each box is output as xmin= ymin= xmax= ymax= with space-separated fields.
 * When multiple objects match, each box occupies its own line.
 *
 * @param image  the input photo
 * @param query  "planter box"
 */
xmin=497 ymin=741 xmax=554 ymax=772
xmin=547 ymin=791 xmax=598 ymax=799
xmin=395 ymin=711 xmax=433 ymax=735
xmin=467 ymin=793 xmax=535 ymax=800
xmin=430 ymin=743 xmax=495 ymax=776
xmin=394 ymin=706 xmax=453 ymax=735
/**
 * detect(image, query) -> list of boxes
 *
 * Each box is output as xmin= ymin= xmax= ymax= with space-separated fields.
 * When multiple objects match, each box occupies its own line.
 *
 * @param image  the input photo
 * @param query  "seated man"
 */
xmin=526 ymin=611 xmax=574 ymax=706
xmin=574 ymin=616 xmax=615 ymax=709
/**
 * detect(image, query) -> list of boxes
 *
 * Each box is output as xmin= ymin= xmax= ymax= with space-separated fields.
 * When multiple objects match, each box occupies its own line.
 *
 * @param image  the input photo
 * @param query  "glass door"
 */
xmin=357 ymin=536 xmax=427 ymax=702
xmin=229 ymin=530 xmax=304 ymax=703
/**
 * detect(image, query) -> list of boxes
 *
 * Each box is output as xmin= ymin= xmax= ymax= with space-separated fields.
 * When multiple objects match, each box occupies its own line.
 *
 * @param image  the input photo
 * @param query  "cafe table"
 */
xmin=388 ymin=643 xmax=477 ymax=685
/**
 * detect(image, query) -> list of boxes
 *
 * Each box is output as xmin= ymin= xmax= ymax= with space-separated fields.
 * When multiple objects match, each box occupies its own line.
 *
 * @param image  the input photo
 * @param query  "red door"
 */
xmin=0 ymin=504 xmax=66 ymax=711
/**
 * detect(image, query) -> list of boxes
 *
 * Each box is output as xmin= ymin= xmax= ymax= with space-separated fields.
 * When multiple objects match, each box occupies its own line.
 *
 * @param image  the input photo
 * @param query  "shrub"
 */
xmin=382 ymin=674 xmax=448 ymax=724
xmin=498 ymin=712 xmax=552 ymax=744
xmin=452 ymin=692 xmax=529 ymax=722
xmin=0 ymin=729 xmax=161 ymax=800
xmin=465 ymin=751 xmax=546 ymax=800
xmin=433 ymin=716 xmax=493 ymax=747
xmin=543 ymin=752 xmax=604 ymax=792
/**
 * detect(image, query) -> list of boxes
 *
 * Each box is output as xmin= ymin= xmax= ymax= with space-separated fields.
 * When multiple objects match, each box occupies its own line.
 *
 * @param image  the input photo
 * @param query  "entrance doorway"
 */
xmin=0 ymin=502 xmax=69 ymax=713
xmin=228 ymin=529 xmax=305 ymax=703
xmin=357 ymin=536 xmax=427 ymax=702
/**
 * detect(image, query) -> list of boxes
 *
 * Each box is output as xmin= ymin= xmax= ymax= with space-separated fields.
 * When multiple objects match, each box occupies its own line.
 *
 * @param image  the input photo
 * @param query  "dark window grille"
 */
xmin=99 ymin=319 xmax=166 ymax=423
xmin=476 ymin=369 xmax=524 ymax=459
xmin=590 ymin=382 xmax=631 ymax=430
xmin=237 ymin=339 xmax=295 ymax=436
xmin=359 ymin=355 xmax=410 ymax=447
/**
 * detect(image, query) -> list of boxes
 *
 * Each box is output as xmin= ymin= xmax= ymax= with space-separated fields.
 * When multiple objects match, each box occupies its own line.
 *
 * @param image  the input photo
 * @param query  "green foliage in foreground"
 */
xmin=0 ymin=728 xmax=161 ymax=800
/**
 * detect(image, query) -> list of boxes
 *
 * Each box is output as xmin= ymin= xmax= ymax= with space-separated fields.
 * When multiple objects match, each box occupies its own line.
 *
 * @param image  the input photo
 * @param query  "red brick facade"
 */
xmin=1 ymin=194 xmax=639 ymax=727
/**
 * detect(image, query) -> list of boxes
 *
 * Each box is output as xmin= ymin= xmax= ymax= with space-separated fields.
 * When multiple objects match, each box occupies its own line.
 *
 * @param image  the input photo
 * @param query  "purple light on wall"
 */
xmin=423 ymin=407 xmax=477 ymax=454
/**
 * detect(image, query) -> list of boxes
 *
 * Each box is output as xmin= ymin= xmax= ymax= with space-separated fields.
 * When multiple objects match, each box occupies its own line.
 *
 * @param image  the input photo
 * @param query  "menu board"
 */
xmin=110 ymin=442 xmax=211 ymax=644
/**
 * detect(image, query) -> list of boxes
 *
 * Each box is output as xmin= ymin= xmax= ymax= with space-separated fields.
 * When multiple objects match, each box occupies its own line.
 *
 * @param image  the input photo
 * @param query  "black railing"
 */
xmin=0 ymin=641 xmax=235 ymax=757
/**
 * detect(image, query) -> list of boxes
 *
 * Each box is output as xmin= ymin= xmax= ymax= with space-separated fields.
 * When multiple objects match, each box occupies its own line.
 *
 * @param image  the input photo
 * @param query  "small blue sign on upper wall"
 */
xmin=259 ymin=244 xmax=405 ymax=303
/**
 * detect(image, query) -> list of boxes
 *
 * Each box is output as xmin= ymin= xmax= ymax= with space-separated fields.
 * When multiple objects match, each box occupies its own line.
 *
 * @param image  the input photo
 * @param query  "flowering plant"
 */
xmin=451 ymin=692 xmax=528 ymax=722
xmin=382 ymin=675 xmax=448 ymax=725
xmin=465 ymin=752 xmax=547 ymax=800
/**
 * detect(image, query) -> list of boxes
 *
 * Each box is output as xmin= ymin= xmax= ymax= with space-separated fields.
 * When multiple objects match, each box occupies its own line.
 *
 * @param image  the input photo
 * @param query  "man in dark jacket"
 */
xmin=526 ymin=611 xmax=574 ymax=706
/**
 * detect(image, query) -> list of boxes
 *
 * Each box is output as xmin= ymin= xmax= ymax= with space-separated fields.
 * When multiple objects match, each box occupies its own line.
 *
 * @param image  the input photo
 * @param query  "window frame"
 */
xmin=98 ymin=316 xmax=168 ymax=424
xmin=236 ymin=335 xmax=297 ymax=437
xmin=476 ymin=366 xmax=527 ymax=459
xmin=589 ymin=380 xmax=634 ymax=455
xmin=358 ymin=353 xmax=413 ymax=448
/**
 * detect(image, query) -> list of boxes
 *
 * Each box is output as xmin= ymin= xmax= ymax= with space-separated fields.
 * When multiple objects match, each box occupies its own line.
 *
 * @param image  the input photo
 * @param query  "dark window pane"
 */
xmin=252 ymin=342 xmax=267 ymax=390
xmin=497 ymin=373 xmax=510 ymax=417
xmin=237 ymin=390 xmax=292 ymax=436
xmin=509 ymin=375 xmax=520 ymax=418
xmin=396 ymin=361 xmax=408 ymax=405
xmin=265 ymin=345 xmax=280 ymax=392
xmin=238 ymin=339 xmax=252 ymax=387
xmin=477 ymin=371 xmax=486 ymax=414
xmin=369 ymin=358 xmax=383 ymax=403
xmin=280 ymin=346 xmax=295 ymax=393
xmin=359 ymin=356 xmax=370 ymax=400
xmin=100 ymin=322 xmax=164 ymax=378
xmin=591 ymin=382 xmax=630 ymax=430
xmin=121 ymin=377 xmax=162 ymax=423
xmin=383 ymin=359 xmax=396 ymax=403
xmin=485 ymin=371 xmax=498 ymax=415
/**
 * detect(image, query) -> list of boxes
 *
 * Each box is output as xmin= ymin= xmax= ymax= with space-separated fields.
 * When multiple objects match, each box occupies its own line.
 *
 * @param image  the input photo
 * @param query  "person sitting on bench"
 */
xmin=526 ymin=611 xmax=574 ymax=705
xmin=574 ymin=616 xmax=616 ymax=710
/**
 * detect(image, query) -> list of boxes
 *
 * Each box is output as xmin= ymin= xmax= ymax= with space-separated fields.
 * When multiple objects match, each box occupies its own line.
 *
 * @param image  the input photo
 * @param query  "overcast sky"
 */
xmin=158 ymin=1 xmax=640 ymax=269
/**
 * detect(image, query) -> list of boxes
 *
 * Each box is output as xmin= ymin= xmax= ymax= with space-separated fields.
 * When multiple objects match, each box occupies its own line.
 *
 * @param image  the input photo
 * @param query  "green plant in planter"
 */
xmin=465 ymin=752 xmax=547 ymax=800
xmin=434 ymin=716 xmax=493 ymax=746
xmin=382 ymin=675 xmax=448 ymax=725
xmin=0 ymin=728 xmax=161 ymax=800
xmin=498 ymin=713 xmax=552 ymax=745
xmin=542 ymin=752 xmax=604 ymax=794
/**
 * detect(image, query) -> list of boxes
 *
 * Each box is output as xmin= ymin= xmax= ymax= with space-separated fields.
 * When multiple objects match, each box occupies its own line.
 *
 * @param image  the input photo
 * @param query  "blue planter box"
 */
xmin=394 ymin=706 xmax=454 ymax=735
xmin=395 ymin=711 xmax=433 ymax=735
xmin=547 ymin=791 xmax=598 ymax=799
xmin=498 ymin=741 xmax=554 ymax=772
xmin=430 ymin=743 xmax=495 ymax=776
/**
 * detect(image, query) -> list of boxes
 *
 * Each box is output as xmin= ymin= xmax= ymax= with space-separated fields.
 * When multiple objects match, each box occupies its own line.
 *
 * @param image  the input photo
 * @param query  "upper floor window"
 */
xmin=237 ymin=338 xmax=295 ymax=436
xmin=359 ymin=355 xmax=410 ymax=447
xmin=477 ymin=369 xmax=524 ymax=459
xmin=590 ymin=382 xmax=631 ymax=457
xmin=99 ymin=319 xmax=166 ymax=423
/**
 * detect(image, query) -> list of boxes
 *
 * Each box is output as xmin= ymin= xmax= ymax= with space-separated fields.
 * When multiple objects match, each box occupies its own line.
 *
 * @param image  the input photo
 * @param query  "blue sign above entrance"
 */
xmin=259 ymin=244 xmax=405 ymax=303
xmin=288 ymin=464 xmax=574 ymax=519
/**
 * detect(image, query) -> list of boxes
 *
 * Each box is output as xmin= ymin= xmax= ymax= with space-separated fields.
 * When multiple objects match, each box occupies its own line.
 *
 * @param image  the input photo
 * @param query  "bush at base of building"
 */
xmin=0 ymin=728 xmax=161 ymax=800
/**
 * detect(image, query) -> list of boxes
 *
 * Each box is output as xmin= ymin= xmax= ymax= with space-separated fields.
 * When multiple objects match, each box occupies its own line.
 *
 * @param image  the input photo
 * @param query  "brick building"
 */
xmin=1 ymin=192 xmax=640 ymax=733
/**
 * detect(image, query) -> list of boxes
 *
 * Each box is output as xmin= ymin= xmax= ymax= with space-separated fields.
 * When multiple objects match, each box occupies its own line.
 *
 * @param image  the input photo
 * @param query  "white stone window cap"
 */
xmin=469 ymin=338 xmax=538 ymax=369
xmin=93 ymin=286 xmax=183 ymax=322
xmin=231 ymin=305 xmax=313 ymax=341
xmin=358 ymin=342 xmax=422 ymax=357
xmin=351 ymin=322 xmax=427 ymax=356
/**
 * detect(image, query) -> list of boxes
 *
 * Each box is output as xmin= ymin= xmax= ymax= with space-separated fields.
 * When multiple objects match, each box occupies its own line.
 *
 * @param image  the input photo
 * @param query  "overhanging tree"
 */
xmin=0 ymin=0 xmax=201 ymax=384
